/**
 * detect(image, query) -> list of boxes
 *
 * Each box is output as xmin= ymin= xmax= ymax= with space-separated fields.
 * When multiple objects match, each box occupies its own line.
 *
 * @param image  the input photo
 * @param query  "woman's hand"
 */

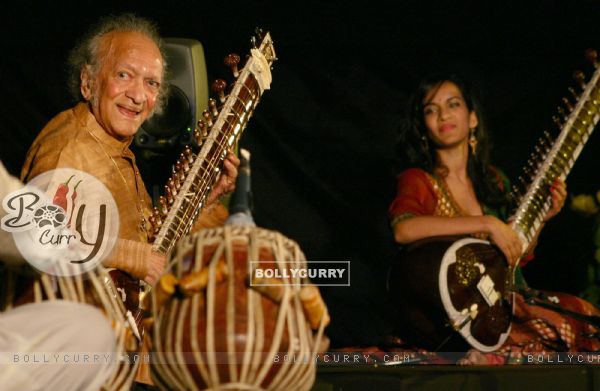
xmin=544 ymin=179 xmax=567 ymax=221
xmin=145 ymin=251 xmax=167 ymax=286
xmin=484 ymin=216 xmax=523 ymax=266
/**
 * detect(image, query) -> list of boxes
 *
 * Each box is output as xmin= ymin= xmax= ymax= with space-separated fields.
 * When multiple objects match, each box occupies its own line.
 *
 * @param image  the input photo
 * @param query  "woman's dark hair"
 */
xmin=400 ymin=72 xmax=508 ymax=208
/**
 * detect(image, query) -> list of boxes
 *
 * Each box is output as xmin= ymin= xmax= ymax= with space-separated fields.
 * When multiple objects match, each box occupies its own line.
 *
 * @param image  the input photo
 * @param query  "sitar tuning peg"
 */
xmin=183 ymin=145 xmax=194 ymax=162
xmin=158 ymin=196 xmax=168 ymax=216
xmin=193 ymin=128 xmax=203 ymax=146
xmin=250 ymin=35 xmax=257 ymax=49
xmin=167 ymin=178 xmax=179 ymax=195
xmin=178 ymin=154 xmax=190 ymax=172
xmin=542 ymin=130 xmax=555 ymax=149
xmin=568 ymin=87 xmax=579 ymax=100
xmin=523 ymin=165 xmax=534 ymax=179
xmin=534 ymin=144 xmax=547 ymax=158
xmin=529 ymin=152 xmax=541 ymax=165
xmin=202 ymin=110 xmax=213 ymax=127
xmin=537 ymin=135 xmax=549 ymax=152
xmin=556 ymin=106 xmax=567 ymax=119
xmin=561 ymin=97 xmax=574 ymax=112
xmin=511 ymin=184 xmax=522 ymax=197
xmin=174 ymin=162 xmax=185 ymax=182
xmin=164 ymin=185 xmax=174 ymax=205
xmin=208 ymin=98 xmax=219 ymax=117
xmin=585 ymin=48 xmax=598 ymax=68
xmin=518 ymin=175 xmax=528 ymax=189
xmin=148 ymin=215 xmax=158 ymax=236
xmin=197 ymin=120 xmax=208 ymax=137
xmin=552 ymin=115 xmax=563 ymax=128
xmin=168 ymin=175 xmax=180 ymax=192
xmin=211 ymin=79 xmax=227 ymax=103
xmin=573 ymin=70 xmax=586 ymax=89
xmin=224 ymin=53 xmax=240 ymax=77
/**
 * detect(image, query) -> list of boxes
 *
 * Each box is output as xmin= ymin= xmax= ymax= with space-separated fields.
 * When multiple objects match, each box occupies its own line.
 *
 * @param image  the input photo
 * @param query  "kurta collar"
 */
xmin=73 ymin=102 xmax=134 ymax=155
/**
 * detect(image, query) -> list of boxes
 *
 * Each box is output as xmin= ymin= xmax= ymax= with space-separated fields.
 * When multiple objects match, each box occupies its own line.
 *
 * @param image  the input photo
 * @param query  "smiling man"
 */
xmin=20 ymin=14 xmax=239 ymax=286
xmin=81 ymin=30 xmax=164 ymax=140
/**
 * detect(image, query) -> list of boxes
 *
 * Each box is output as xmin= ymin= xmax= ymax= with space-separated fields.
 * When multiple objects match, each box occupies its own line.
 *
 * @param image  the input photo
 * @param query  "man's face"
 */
xmin=84 ymin=31 xmax=163 ymax=139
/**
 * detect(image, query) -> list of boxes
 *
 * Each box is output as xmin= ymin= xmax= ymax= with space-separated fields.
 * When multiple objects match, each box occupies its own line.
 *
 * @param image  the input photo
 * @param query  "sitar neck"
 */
xmin=511 ymin=51 xmax=600 ymax=249
xmin=150 ymin=31 xmax=276 ymax=255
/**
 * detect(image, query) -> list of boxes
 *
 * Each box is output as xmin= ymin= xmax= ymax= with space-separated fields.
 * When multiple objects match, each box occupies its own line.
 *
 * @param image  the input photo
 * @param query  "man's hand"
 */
xmin=145 ymin=251 xmax=167 ymax=286
xmin=206 ymin=150 xmax=240 ymax=204
xmin=544 ymin=179 xmax=567 ymax=221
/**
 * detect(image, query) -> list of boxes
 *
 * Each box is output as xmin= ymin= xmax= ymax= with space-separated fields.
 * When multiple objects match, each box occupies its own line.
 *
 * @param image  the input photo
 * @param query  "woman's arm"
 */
xmin=393 ymin=214 xmax=523 ymax=266
xmin=393 ymin=215 xmax=489 ymax=243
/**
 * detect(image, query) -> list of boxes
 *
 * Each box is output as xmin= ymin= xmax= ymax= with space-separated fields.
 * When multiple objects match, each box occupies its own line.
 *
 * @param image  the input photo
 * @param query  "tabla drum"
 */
xmin=150 ymin=225 xmax=328 ymax=391
xmin=0 ymin=264 xmax=140 ymax=391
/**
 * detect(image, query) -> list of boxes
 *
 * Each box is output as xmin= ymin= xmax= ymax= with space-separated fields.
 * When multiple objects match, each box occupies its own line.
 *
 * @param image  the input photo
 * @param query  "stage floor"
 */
xmin=313 ymin=364 xmax=600 ymax=391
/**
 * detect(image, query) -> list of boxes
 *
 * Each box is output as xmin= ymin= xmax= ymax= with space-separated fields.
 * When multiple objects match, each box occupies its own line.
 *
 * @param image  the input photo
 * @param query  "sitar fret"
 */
xmin=511 ymin=61 xmax=600 ymax=249
xmin=151 ymin=32 xmax=275 ymax=255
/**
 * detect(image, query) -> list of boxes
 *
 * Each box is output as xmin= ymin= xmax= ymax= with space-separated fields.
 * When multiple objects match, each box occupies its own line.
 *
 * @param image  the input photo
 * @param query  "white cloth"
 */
xmin=1 ymin=163 xmax=117 ymax=390
xmin=0 ymin=300 xmax=117 ymax=391
xmin=0 ymin=162 xmax=25 ymax=265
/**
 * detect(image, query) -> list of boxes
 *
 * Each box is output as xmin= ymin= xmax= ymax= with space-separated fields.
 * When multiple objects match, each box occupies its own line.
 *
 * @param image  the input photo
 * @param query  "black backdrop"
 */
xmin=1 ymin=0 xmax=599 ymax=346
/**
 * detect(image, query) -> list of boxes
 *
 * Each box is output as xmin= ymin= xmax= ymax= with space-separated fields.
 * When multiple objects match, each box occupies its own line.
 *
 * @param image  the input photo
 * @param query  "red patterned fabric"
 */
xmin=388 ymin=168 xmax=437 ymax=224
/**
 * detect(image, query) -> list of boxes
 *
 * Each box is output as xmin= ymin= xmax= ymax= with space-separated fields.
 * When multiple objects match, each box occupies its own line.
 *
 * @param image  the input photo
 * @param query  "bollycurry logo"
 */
xmin=1 ymin=168 xmax=119 ymax=276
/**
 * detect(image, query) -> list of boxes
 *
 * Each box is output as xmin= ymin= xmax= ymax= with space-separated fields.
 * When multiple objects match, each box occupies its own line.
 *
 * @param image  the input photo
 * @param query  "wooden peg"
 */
xmin=561 ymin=97 xmax=574 ymax=112
xmin=208 ymin=98 xmax=219 ymax=117
xmin=224 ymin=53 xmax=240 ymax=77
xmin=164 ymin=185 xmax=174 ymax=205
xmin=174 ymin=162 xmax=185 ymax=182
xmin=158 ymin=196 xmax=168 ymax=216
xmin=167 ymin=178 xmax=178 ymax=196
xmin=202 ymin=110 xmax=213 ymax=127
xmin=552 ymin=115 xmax=562 ymax=128
xmin=211 ymin=79 xmax=227 ymax=103
xmin=568 ymin=87 xmax=579 ymax=100
xmin=573 ymin=70 xmax=586 ymax=89
xmin=152 ymin=207 xmax=162 ymax=223
xmin=585 ymin=48 xmax=598 ymax=68
xmin=183 ymin=146 xmax=194 ymax=164
xmin=193 ymin=128 xmax=203 ymax=146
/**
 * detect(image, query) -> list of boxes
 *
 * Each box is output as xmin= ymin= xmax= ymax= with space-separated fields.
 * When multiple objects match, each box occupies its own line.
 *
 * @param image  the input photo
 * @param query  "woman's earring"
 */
xmin=469 ymin=128 xmax=478 ymax=155
xmin=421 ymin=135 xmax=429 ymax=151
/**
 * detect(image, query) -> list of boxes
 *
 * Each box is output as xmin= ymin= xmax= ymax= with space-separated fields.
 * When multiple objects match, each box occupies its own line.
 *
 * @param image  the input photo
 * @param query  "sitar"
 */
xmin=388 ymin=49 xmax=600 ymax=352
xmin=115 ymin=29 xmax=276 ymax=335
xmin=148 ymin=29 xmax=275 ymax=254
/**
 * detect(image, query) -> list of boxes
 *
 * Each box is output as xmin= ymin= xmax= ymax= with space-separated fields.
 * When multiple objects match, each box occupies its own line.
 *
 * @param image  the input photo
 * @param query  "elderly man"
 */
xmin=20 ymin=14 xmax=239 ymax=286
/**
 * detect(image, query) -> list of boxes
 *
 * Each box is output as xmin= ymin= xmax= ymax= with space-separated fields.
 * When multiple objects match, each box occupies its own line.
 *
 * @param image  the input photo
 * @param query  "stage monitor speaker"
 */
xmin=135 ymin=37 xmax=208 ymax=149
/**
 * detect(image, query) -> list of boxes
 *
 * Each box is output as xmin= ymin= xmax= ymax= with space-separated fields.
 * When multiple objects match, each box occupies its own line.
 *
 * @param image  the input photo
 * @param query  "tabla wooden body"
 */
xmin=0 ymin=265 xmax=140 ymax=390
xmin=387 ymin=236 xmax=512 ymax=352
xmin=151 ymin=225 xmax=325 ymax=391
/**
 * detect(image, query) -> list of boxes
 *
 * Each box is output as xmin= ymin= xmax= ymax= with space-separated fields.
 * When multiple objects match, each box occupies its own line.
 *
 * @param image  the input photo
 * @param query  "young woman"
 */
xmin=389 ymin=72 xmax=600 ymax=363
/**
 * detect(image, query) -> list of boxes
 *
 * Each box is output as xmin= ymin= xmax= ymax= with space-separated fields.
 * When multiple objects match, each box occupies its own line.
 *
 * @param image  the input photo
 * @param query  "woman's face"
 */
xmin=422 ymin=81 xmax=478 ymax=150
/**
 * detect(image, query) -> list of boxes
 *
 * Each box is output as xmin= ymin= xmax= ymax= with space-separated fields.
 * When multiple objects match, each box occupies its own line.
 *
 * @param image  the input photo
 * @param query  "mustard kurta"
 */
xmin=21 ymin=102 xmax=226 ymax=279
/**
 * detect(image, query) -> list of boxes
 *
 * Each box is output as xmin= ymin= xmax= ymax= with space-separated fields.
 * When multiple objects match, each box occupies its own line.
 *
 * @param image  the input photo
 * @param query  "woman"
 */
xmin=389 ymin=72 xmax=600 ymax=364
